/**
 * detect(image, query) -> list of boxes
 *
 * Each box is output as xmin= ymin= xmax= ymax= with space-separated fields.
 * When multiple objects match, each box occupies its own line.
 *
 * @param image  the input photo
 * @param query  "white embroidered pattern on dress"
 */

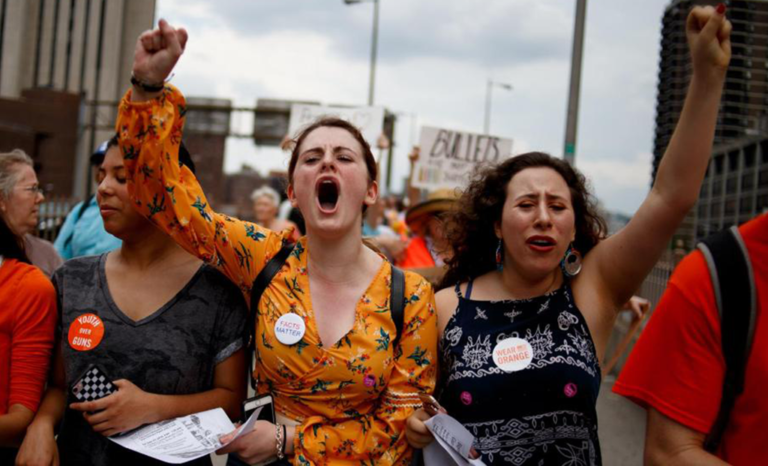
xmin=462 ymin=335 xmax=493 ymax=370
xmin=465 ymin=411 xmax=597 ymax=466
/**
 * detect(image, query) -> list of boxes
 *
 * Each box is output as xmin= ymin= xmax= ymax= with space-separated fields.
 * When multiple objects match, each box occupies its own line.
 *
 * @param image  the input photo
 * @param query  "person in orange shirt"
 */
xmin=115 ymin=20 xmax=437 ymax=465
xmin=397 ymin=190 xmax=458 ymax=286
xmin=0 ymin=154 xmax=56 ymax=463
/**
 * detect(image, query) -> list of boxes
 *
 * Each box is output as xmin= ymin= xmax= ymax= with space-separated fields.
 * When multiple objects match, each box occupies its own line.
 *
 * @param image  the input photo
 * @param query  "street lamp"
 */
xmin=343 ymin=0 xmax=380 ymax=106
xmin=484 ymin=79 xmax=513 ymax=135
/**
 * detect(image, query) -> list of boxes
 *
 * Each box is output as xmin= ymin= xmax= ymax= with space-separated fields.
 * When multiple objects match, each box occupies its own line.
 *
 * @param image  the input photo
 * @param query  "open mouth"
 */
xmin=526 ymin=236 xmax=556 ymax=251
xmin=316 ymin=178 xmax=340 ymax=213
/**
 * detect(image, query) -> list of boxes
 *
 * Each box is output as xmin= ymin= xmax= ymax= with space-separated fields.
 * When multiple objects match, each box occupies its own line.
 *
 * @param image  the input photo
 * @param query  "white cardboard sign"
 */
xmin=412 ymin=126 xmax=513 ymax=190
xmin=288 ymin=104 xmax=385 ymax=154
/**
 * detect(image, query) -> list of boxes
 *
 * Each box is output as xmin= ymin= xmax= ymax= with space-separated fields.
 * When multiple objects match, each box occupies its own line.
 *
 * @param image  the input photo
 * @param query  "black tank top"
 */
xmin=438 ymin=281 xmax=602 ymax=465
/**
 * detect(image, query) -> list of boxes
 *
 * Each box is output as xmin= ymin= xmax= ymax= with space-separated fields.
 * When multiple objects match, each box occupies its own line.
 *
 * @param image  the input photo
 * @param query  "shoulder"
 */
xmin=52 ymin=255 xmax=103 ymax=289
xmin=0 ymin=260 xmax=55 ymax=313
xmin=196 ymin=264 xmax=248 ymax=306
xmin=435 ymin=285 xmax=461 ymax=335
xmin=56 ymin=255 xmax=102 ymax=276
xmin=3 ymin=260 xmax=52 ymax=293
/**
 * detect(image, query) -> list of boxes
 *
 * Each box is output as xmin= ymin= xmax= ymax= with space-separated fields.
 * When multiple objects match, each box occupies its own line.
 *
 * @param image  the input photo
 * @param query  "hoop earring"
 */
xmin=561 ymin=244 xmax=582 ymax=278
xmin=495 ymin=239 xmax=504 ymax=271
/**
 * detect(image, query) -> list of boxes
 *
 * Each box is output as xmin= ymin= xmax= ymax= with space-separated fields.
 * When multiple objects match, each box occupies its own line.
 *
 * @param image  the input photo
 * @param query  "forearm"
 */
xmin=21 ymin=387 xmax=66 ymax=443
xmin=0 ymin=407 xmax=34 ymax=447
xmin=148 ymin=387 xmax=242 ymax=423
xmin=653 ymin=74 xmax=724 ymax=210
xmin=647 ymin=445 xmax=729 ymax=466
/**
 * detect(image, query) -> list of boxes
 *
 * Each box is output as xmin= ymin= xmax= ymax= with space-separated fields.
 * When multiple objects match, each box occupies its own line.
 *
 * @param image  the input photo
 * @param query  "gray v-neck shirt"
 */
xmin=54 ymin=254 xmax=247 ymax=466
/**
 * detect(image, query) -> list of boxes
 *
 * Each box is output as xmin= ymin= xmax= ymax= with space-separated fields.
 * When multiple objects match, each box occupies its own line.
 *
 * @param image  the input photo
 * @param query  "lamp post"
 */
xmin=484 ymin=79 xmax=513 ymax=135
xmin=343 ymin=0 xmax=380 ymax=106
xmin=563 ymin=0 xmax=587 ymax=165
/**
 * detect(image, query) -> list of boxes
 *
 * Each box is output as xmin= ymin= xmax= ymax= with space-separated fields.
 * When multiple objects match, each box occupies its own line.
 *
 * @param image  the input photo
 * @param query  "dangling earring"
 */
xmin=561 ymin=244 xmax=582 ymax=278
xmin=495 ymin=239 xmax=504 ymax=271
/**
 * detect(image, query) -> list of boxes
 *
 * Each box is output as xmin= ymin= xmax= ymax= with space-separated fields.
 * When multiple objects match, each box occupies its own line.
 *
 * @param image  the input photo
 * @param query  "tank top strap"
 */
xmin=453 ymin=280 xmax=474 ymax=299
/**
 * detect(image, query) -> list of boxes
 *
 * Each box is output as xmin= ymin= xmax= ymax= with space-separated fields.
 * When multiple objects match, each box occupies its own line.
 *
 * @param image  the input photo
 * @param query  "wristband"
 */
xmin=281 ymin=425 xmax=287 ymax=456
xmin=275 ymin=423 xmax=285 ymax=460
xmin=130 ymin=73 xmax=165 ymax=93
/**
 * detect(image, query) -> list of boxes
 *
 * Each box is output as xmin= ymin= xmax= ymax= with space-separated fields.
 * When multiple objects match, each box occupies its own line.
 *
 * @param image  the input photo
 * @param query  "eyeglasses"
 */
xmin=20 ymin=185 xmax=44 ymax=195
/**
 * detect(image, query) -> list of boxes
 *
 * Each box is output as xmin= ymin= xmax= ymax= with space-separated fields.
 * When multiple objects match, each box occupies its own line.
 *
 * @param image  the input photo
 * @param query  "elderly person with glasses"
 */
xmin=0 ymin=150 xmax=62 ymax=277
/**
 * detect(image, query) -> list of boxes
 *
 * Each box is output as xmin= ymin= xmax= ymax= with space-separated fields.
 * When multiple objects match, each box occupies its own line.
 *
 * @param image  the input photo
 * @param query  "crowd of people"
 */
xmin=2 ymin=4 xmax=764 ymax=466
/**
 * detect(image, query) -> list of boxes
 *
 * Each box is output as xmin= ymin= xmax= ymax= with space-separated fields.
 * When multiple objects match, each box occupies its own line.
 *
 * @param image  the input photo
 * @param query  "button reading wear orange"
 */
xmin=68 ymin=313 xmax=105 ymax=351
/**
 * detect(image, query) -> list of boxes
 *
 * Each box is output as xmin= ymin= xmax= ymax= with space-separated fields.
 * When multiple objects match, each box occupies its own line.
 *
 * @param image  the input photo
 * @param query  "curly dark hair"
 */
xmin=439 ymin=152 xmax=607 ymax=290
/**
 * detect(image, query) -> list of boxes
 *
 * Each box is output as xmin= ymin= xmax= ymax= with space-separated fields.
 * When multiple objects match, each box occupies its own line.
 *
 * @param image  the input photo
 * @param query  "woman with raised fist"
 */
xmin=110 ymin=18 xmax=437 ymax=466
xmin=405 ymin=5 xmax=732 ymax=465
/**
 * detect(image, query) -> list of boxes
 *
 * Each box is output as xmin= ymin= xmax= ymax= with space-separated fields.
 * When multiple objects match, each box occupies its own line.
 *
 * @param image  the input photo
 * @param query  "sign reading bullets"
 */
xmin=413 ymin=126 xmax=513 ymax=190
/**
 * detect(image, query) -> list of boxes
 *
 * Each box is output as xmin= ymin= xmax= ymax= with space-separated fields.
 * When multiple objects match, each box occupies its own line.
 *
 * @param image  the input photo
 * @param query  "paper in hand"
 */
xmin=424 ymin=413 xmax=486 ymax=466
xmin=108 ymin=406 xmax=264 ymax=464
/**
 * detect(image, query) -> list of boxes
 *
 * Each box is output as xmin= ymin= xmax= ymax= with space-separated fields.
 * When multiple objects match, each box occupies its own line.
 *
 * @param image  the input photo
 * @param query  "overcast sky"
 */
xmin=156 ymin=0 xmax=674 ymax=215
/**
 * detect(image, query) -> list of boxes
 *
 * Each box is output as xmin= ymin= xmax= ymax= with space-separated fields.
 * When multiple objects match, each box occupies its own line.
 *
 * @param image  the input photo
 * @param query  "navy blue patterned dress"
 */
xmin=438 ymin=281 xmax=602 ymax=465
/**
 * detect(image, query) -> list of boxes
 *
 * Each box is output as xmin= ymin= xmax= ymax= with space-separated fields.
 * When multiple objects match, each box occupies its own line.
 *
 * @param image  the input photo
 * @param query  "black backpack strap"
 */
xmin=698 ymin=226 xmax=756 ymax=452
xmin=247 ymin=243 xmax=294 ymax=389
xmin=390 ymin=265 xmax=406 ymax=351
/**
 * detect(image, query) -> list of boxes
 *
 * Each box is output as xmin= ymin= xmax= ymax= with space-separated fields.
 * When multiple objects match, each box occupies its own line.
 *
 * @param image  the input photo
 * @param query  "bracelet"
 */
xmin=130 ymin=73 xmax=165 ymax=93
xmin=281 ymin=425 xmax=287 ymax=456
xmin=275 ymin=423 xmax=285 ymax=460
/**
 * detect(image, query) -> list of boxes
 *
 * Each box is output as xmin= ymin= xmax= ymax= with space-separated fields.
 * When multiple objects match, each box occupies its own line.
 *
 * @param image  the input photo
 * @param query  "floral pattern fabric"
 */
xmin=116 ymin=85 xmax=438 ymax=465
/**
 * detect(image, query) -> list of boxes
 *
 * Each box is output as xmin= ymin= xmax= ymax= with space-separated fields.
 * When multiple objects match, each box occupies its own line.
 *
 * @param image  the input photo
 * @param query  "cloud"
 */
xmin=156 ymin=0 xmax=674 ymax=215
xmin=161 ymin=0 xmax=572 ymax=67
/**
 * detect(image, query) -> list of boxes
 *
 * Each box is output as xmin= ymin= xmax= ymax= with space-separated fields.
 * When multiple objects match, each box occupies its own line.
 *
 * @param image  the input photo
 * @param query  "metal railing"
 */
xmin=36 ymin=195 xmax=80 ymax=243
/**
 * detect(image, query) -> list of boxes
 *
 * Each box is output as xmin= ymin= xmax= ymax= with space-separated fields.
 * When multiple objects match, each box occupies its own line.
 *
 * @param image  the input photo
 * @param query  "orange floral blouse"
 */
xmin=116 ymin=85 xmax=438 ymax=465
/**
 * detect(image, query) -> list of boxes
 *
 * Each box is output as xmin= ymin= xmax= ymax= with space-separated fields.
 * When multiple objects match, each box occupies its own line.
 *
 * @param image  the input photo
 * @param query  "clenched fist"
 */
xmin=687 ymin=4 xmax=732 ymax=82
xmin=133 ymin=19 xmax=188 ymax=89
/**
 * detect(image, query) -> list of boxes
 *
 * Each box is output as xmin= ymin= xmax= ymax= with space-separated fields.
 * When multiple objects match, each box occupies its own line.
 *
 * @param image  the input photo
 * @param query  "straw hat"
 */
xmin=405 ymin=188 xmax=460 ymax=235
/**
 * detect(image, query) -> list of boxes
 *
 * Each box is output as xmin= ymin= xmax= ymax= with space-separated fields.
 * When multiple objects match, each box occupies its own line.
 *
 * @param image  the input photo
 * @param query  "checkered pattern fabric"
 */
xmin=73 ymin=367 xmax=115 ymax=401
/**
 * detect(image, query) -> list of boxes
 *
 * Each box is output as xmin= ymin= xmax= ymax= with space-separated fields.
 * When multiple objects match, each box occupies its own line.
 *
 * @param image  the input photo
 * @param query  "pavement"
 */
xmin=597 ymin=377 xmax=647 ymax=466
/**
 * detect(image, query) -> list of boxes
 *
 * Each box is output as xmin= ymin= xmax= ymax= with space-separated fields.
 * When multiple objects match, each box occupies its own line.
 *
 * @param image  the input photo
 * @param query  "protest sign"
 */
xmin=412 ymin=126 xmax=513 ymax=190
xmin=288 ymin=104 xmax=385 ymax=156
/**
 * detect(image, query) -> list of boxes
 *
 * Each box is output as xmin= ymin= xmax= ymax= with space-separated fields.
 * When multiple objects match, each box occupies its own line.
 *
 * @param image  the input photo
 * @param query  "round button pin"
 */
xmin=274 ymin=313 xmax=306 ymax=346
xmin=68 ymin=313 xmax=105 ymax=352
xmin=492 ymin=337 xmax=534 ymax=372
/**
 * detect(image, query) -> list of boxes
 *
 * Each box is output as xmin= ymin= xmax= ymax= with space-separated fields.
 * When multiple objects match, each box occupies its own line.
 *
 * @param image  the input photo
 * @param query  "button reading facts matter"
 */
xmin=492 ymin=337 xmax=534 ymax=372
xmin=274 ymin=313 xmax=306 ymax=345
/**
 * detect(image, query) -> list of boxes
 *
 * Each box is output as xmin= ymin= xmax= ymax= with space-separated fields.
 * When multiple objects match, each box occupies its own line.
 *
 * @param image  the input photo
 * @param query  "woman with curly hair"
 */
xmin=406 ymin=5 xmax=731 ymax=465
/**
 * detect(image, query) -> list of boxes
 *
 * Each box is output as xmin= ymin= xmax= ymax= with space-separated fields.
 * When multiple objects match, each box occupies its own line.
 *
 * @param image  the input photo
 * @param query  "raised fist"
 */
xmin=686 ymin=4 xmax=732 ymax=81
xmin=133 ymin=19 xmax=188 ymax=85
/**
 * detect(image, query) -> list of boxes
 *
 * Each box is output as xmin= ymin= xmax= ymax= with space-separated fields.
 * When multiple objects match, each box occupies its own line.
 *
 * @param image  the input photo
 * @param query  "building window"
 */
xmin=758 ymin=194 xmax=768 ymax=212
xmin=710 ymin=201 xmax=722 ymax=217
xmin=698 ymin=202 xmax=707 ymax=217
xmin=740 ymin=196 xmax=754 ymax=214
xmin=726 ymin=176 xmax=738 ymax=194
xmin=760 ymin=169 xmax=768 ymax=188
xmin=725 ymin=198 xmax=737 ymax=215
xmin=745 ymin=144 xmax=756 ymax=167
xmin=715 ymin=155 xmax=725 ymax=175
xmin=743 ymin=172 xmax=755 ymax=190
xmin=728 ymin=151 xmax=739 ymax=172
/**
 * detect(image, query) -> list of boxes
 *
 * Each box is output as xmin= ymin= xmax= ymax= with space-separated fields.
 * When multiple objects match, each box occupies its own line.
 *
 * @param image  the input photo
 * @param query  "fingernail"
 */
xmin=716 ymin=3 xmax=726 ymax=15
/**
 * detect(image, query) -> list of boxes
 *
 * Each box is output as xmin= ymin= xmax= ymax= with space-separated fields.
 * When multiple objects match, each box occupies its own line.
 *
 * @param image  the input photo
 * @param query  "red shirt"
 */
xmin=0 ymin=258 xmax=57 ymax=414
xmin=614 ymin=214 xmax=768 ymax=464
